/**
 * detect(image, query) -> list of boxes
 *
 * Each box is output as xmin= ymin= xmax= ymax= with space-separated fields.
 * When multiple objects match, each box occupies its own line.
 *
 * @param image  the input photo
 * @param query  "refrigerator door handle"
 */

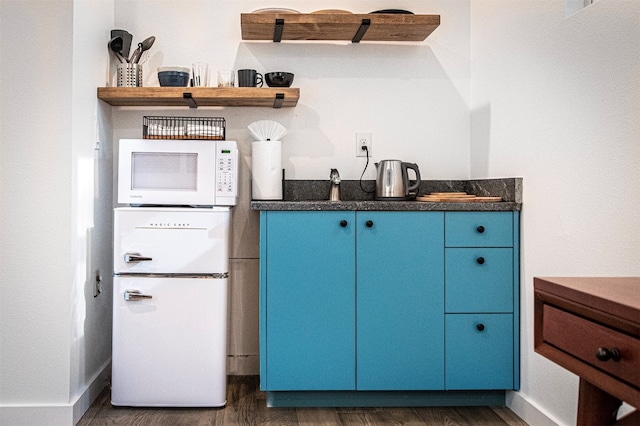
xmin=124 ymin=289 xmax=153 ymax=301
xmin=124 ymin=252 xmax=153 ymax=263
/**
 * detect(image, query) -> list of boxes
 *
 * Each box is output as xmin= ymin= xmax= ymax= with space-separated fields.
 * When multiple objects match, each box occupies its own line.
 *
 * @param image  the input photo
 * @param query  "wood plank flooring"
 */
xmin=78 ymin=376 xmax=528 ymax=425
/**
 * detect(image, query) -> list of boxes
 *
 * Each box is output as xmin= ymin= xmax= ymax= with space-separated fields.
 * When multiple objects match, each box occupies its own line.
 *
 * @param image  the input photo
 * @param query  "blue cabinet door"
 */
xmin=356 ymin=212 xmax=445 ymax=390
xmin=445 ymin=212 xmax=513 ymax=248
xmin=262 ymin=211 xmax=356 ymax=391
xmin=445 ymin=313 xmax=514 ymax=390
xmin=445 ymin=248 xmax=513 ymax=313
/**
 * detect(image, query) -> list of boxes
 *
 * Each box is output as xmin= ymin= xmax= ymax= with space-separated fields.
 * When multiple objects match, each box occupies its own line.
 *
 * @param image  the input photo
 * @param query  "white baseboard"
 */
xmin=507 ymin=391 xmax=563 ymax=426
xmin=0 ymin=361 xmax=110 ymax=426
xmin=0 ymin=404 xmax=74 ymax=426
xmin=72 ymin=361 xmax=111 ymax=424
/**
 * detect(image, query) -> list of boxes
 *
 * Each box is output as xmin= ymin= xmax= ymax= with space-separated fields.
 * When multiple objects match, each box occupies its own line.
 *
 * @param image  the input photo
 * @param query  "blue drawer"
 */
xmin=445 ymin=313 xmax=514 ymax=390
xmin=445 ymin=248 xmax=513 ymax=313
xmin=445 ymin=212 xmax=513 ymax=247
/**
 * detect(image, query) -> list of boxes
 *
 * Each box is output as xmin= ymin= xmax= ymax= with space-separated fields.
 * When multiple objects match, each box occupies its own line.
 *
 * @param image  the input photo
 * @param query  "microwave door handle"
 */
xmin=124 ymin=252 xmax=153 ymax=263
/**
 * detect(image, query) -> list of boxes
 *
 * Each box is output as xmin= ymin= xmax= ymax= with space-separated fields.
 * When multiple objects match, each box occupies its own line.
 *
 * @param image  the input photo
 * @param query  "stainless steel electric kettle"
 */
xmin=375 ymin=160 xmax=421 ymax=200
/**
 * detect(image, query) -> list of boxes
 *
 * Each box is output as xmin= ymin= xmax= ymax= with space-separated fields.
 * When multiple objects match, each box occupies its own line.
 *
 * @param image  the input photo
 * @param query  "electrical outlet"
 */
xmin=356 ymin=132 xmax=372 ymax=157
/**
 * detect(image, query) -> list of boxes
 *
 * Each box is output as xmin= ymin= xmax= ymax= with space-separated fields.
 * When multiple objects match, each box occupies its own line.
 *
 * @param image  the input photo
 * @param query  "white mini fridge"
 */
xmin=111 ymin=207 xmax=230 ymax=407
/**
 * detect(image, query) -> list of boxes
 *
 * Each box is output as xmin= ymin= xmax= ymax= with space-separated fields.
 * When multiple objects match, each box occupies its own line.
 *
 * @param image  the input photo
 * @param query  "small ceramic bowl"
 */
xmin=265 ymin=72 xmax=294 ymax=87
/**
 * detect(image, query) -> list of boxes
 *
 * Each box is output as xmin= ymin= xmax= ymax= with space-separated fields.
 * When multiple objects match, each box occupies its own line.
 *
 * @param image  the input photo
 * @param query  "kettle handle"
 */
xmin=402 ymin=162 xmax=421 ymax=196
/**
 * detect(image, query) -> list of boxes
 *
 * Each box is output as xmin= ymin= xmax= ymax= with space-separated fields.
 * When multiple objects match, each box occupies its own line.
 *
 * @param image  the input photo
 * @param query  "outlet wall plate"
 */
xmin=356 ymin=132 xmax=372 ymax=157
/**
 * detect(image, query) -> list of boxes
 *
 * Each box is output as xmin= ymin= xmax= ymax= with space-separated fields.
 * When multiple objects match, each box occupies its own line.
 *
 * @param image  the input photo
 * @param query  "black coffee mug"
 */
xmin=237 ymin=69 xmax=264 ymax=87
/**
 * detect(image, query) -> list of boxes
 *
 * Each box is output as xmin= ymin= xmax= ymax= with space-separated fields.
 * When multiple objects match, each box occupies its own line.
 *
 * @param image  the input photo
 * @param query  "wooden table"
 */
xmin=534 ymin=277 xmax=639 ymax=425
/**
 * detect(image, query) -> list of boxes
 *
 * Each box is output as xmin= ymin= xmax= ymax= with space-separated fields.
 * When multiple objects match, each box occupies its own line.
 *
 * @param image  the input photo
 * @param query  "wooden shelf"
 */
xmin=241 ymin=13 xmax=440 ymax=42
xmin=97 ymin=87 xmax=300 ymax=108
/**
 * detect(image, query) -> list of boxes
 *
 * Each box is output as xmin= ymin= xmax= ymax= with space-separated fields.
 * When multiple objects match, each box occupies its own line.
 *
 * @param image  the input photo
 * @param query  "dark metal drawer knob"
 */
xmin=476 ymin=257 xmax=485 ymax=265
xmin=365 ymin=220 xmax=374 ymax=228
xmin=476 ymin=323 xmax=485 ymax=332
xmin=476 ymin=226 xmax=485 ymax=234
xmin=595 ymin=347 xmax=621 ymax=362
xmin=340 ymin=220 xmax=348 ymax=227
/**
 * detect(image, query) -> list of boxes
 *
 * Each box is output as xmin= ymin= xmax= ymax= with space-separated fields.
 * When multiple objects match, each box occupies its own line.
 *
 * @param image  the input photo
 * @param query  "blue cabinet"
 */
xmin=260 ymin=210 xmax=520 ymax=397
xmin=261 ymin=211 xmax=356 ymax=390
xmin=444 ymin=211 xmax=520 ymax=390
xmin=356 ymin=212 xmax=444 ymax=390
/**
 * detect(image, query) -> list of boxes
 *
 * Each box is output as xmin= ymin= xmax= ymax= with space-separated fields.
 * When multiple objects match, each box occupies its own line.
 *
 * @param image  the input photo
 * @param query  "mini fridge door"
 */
xmin=111 ymin=275 xmax=228 ymax=407
xmin=114 ymin=207 xmax=230 ymax=275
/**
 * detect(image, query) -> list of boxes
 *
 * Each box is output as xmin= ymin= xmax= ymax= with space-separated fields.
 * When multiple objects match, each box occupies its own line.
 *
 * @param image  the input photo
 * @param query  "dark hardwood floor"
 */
xmin=78 ymin=376 xmax=528 ymax=425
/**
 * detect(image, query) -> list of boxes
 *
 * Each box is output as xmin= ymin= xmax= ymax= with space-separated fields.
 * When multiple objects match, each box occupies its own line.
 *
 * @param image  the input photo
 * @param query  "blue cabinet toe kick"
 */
xmin=265 ymin=390 xmax=506 ymax=408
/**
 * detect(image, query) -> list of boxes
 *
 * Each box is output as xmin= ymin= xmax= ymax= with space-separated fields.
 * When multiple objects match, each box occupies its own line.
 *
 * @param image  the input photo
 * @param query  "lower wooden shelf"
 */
xmin=97 ymin=87 xmax=299 ymax=108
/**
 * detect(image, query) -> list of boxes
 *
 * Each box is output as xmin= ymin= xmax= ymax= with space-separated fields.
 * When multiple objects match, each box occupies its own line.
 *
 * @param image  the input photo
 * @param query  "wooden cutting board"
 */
xmin=416 ymin=192 xmax=502 ymax=203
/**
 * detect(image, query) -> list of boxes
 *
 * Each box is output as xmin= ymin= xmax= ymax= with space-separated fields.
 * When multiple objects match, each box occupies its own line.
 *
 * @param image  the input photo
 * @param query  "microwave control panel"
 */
xmin=215 ymin=141 xmax=239 ymax=205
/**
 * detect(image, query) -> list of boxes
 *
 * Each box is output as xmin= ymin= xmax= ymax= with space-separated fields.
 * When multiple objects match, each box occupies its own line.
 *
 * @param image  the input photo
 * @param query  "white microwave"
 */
xmin=117 ymin=139 xmax=238 ymax=206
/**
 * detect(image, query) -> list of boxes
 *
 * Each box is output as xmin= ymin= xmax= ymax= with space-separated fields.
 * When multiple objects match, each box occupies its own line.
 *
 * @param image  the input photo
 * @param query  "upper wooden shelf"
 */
xmin=241 ymin=13 xmax=440 ymax=42
xmin=97 ymin=87 xmax=300 ymax=108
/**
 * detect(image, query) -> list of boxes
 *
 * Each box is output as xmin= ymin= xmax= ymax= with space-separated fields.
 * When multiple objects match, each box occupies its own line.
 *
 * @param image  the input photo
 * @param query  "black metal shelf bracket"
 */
xmin=183 ymin=92 xmax=198 ymax=108
xmin=273 ymin=19 xmax=285 ymax=42
xmin=273 ymin=93 xmax=284 ymax=108
xmin=352 ymin=19 xmax=371 ymax=43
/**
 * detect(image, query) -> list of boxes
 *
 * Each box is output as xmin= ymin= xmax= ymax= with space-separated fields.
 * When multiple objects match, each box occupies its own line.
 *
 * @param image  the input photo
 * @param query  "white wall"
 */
xmin=1 ymin=0 xmax=75 ymax=408
xmin=470 ymin=0 xmax=640 ymax=425
xmin=0 ymin=0 xmax=114 ymax=424
xmin=112 ymin=0 xmax=472 ymax=180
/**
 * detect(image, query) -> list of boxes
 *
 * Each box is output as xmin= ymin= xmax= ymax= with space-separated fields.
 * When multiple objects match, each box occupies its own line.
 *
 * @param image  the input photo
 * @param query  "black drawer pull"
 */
xmin=476 ymin=257 xmax=485 ymax=265
xmin=476 ymin=324 xmax=485 ymax=332
xmin=476 ymin=225 xmax=485 ymax=234
xmin=365 ymin=220 xmax=374 ymax=228
xmin=595 ymin=347 xmax=621 ymax=362
xmin=340 ymin=220 xmax=348 ymax=228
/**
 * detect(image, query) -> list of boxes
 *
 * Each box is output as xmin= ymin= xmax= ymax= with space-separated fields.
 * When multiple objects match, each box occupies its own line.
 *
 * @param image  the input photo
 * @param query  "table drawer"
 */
xmin=445 ymin=212 xmax=513 ymax=247
xmin=543 ymin=305 xmax=640 ymax=388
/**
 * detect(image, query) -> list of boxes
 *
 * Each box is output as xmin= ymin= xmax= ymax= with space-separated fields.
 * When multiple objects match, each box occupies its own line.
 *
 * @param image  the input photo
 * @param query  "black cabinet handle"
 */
xmin=477 ymin=225 xmax=485 ymax=234
xmin=476 ymin=257 xmax=485 ymax=265
xmin=365 ymin=220 xmax=374 ymax=228
xmin=476 ymin=324 xmax=485 ymax=332
xmin=340 ymin=220 xmax=348 ymax=228
xmin=595 ymin=347 xmax=621 ymax=362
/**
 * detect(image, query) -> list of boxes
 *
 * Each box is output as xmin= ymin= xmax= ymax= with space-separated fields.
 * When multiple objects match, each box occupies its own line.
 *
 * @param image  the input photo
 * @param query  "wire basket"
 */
xmin=143 ymin=116 xmax=226 ymax=140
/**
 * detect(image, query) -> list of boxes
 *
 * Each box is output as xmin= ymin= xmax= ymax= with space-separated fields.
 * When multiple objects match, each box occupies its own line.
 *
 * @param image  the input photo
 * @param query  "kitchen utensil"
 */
xmin=375 ymin=160 xmax=421 ymax=200
xmin=158 ymin=66 xmax=190 ymax=87
xmin=129 ymin=36 xmax=156 ymax=64
xmin=110 ymin=29 xmax=133 ymax=58
xmin=192 ymin=62 xmax=209 ymax=87
xmin=238 ymin=69 xmax=264 ymax=87
xmin=265 ymin=72 xmax=294 ymax=87
xmin=248 ymin=120 xmax=287 ymax=141
xmin=108 ymin=36 xmax=127 ymax=63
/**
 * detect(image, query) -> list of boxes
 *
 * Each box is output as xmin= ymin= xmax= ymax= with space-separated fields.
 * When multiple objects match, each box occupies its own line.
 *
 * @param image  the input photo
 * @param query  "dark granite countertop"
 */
xmin=251 ymin=178 xmax=522 ymax=212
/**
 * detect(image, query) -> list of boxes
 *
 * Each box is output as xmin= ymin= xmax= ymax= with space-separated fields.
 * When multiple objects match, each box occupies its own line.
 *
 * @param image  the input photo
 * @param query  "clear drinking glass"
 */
xmin=217 ymin=70 xmax=235 ymax=87
xmin=191 ymin=62 xmax=209 ymax=87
